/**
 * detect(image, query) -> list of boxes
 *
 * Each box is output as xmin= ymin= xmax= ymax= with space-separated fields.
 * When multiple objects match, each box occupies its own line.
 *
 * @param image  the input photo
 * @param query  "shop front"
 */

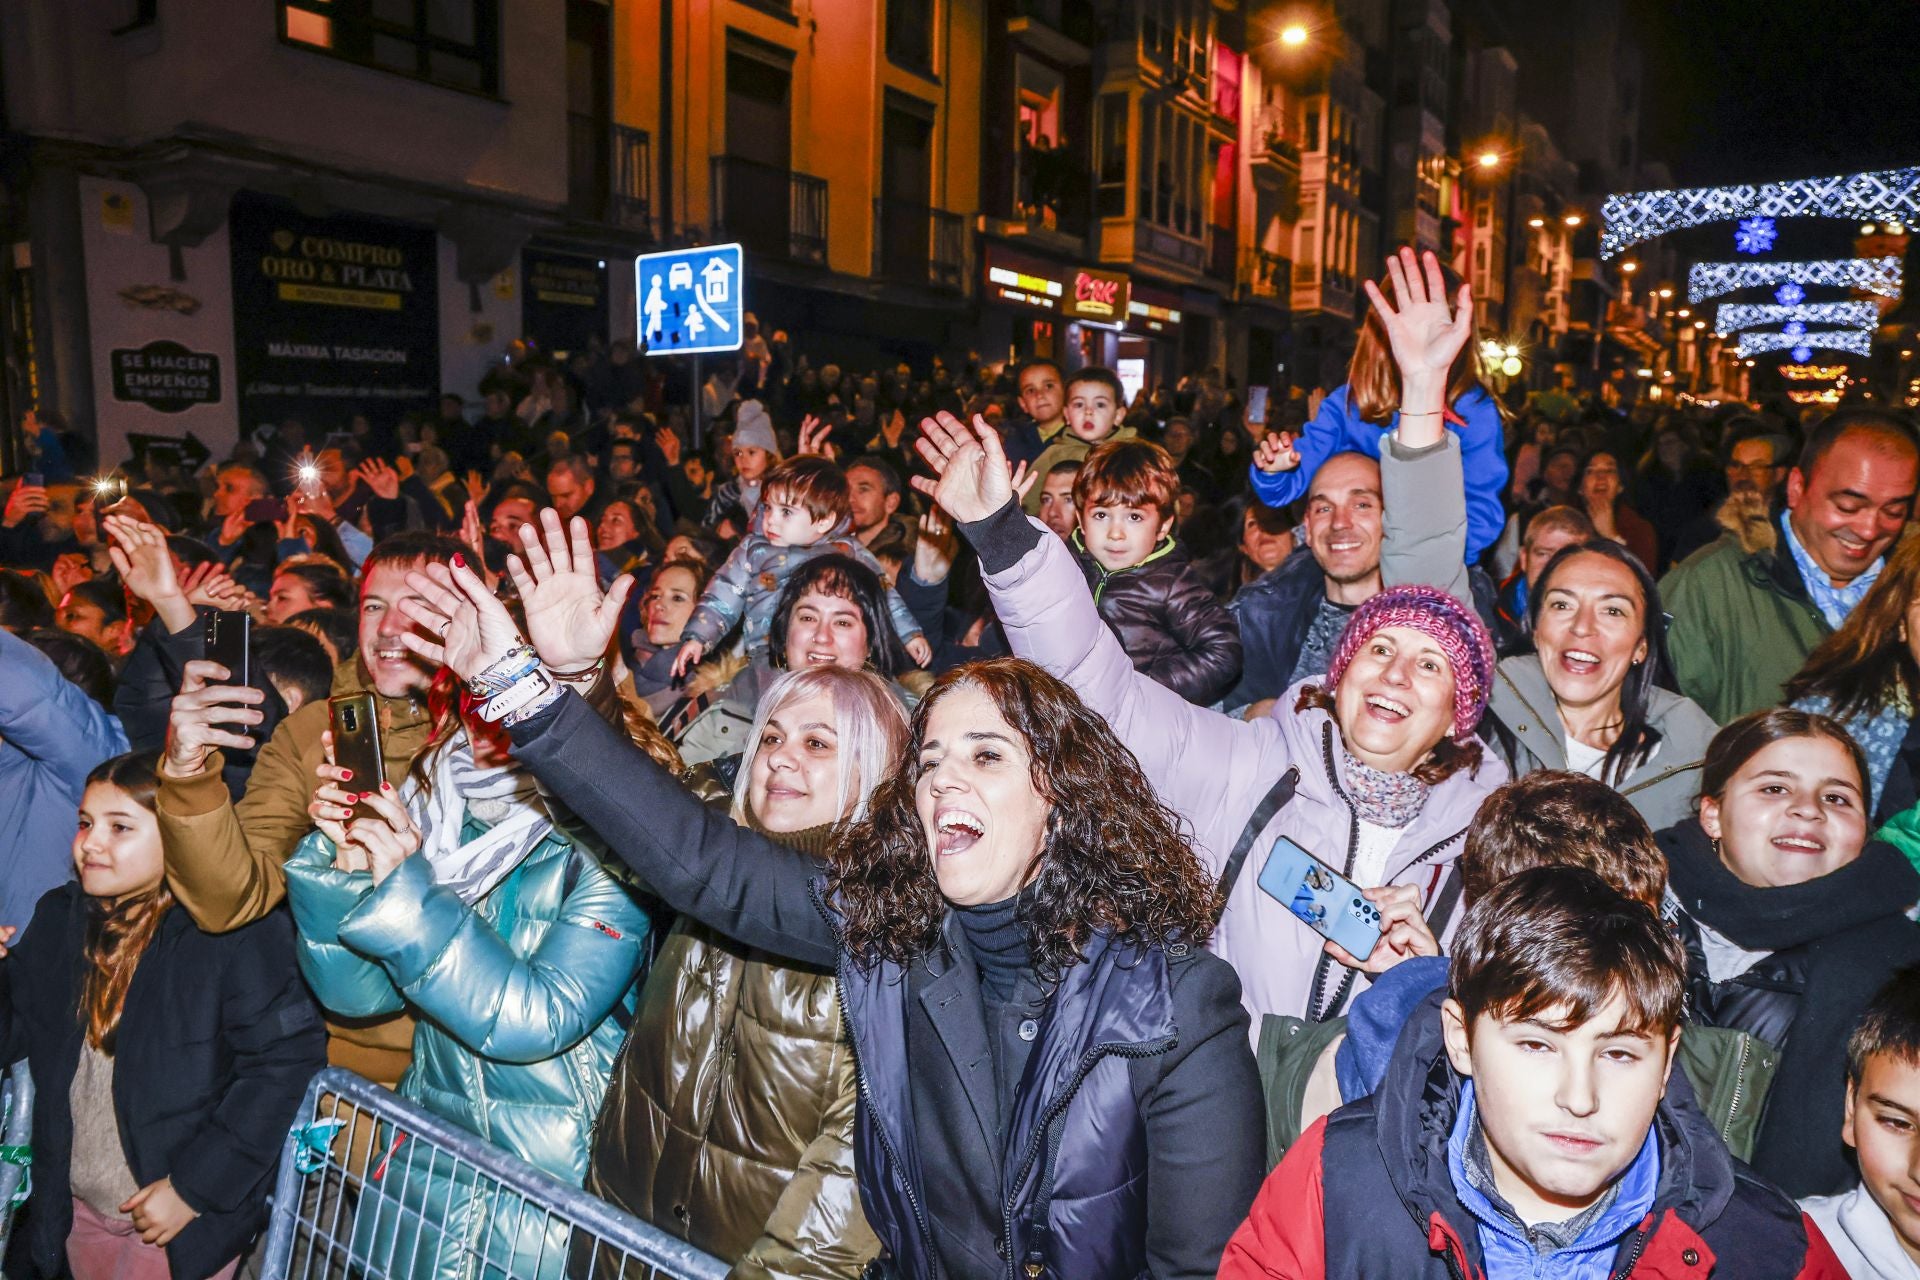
xmin=978 ymin=243 xmax=1132 ymax=375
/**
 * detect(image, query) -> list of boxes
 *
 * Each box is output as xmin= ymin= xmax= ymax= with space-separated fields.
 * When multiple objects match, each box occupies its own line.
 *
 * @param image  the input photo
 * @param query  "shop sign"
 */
xmin=1128 ymin=298 xmax=1184 ymax=334
xmin=986 ymin=264 xmax=1064 ymax=311
xmin=1062 ymin=269 xmax=1131 ymax=323
xmin=110 ymin=341 xmax=221 ymax=414
xmin=522 ymin=249 xmax=608 ymax=356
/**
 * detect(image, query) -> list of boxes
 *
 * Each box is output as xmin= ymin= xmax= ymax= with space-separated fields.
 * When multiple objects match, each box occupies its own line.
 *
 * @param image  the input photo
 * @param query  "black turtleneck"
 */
xmin=954 ymin=894 xmax=1030 ymax=1001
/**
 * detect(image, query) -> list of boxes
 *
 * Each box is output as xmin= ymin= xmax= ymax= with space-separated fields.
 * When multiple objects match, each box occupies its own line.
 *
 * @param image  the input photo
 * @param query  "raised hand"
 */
xmin=508 ymin=509 xmax=634 ymax=670
xmin=463 ymin=469 xmax=488 ymax=506
xmin=1253 ymin=431 xmax=1301 ymax=475
xmin=164 ymin=659 xmax=265 ymax=779
xmin=1322 ymin=883 xmax=1441 ymax=976
xmin=309 ymin=729 xmax=359 ymax=858
xmin=670 ymin=638 xmax=706 ymax=680
xmin=654 ymin=426 xmax=682 ymax=468
xmin=342 ymin=784 xmax=421 ymax=886
xmin=911 ymin=411 xmax=1014 ymax=525
xmin=913 ymin=506 xmax=960 ymax=586
xmin=1362 ymin=247 xmax=1474 ymax=416
xmin=796 ymin=415 xmax=837 ymax=461
xmin=1009 ymin=458 xmax=1037 ymax=503
xmin=396 ymin=555 xmax=523 ymax=683
xmin=905 ymin=635 xmax=933 ymax=667
xmin=357 ymin=458 xmax=402 ymax=500
xmin=2 ymin=481 xmax=48 ymax=529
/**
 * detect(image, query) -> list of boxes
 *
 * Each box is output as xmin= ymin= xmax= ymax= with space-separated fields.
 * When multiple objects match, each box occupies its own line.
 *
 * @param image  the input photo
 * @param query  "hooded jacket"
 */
xmin=1074 ymin=531 xmax=1244 ymax=705
xmin=1481 ymin=653 xmax=1719 ymax=831
xmin=0 ymin=887 xmax=326 ymax=1280
xmin=1801 ymin=1186 xmax=1920 ymax=1279
xmin=284 ymin=817 xmax=651 ymax=1280
xmin=1220 ymin=995 xmax=1847 ymax=1279
xmin=1660 ymin=820 xmax=1920 ymax=1196
xmin=964 ymin=431 xmax=1506 ymax=1030
xmin=1659 ymin=515 xmax=1829 ymax=725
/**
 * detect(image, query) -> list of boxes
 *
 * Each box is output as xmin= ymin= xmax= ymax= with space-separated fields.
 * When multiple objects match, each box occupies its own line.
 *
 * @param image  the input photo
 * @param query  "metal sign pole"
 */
xmin=691 ymin=352 xmax=702 ymax=452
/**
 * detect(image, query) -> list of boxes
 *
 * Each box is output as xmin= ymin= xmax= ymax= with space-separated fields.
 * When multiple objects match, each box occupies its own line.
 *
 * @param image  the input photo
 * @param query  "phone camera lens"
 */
xmin=342 ymin=708 xmax=357 ymax=731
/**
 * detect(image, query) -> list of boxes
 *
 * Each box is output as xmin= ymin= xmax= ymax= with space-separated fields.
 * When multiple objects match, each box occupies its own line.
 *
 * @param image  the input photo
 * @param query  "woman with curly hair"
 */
xmin=391 ymin=510 xmax=1265 ymax=1279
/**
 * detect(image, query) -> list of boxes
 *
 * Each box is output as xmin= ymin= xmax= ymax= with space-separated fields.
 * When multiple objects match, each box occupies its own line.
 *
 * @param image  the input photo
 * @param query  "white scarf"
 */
xmin=405 ymin=733 xmax=554 ymax=904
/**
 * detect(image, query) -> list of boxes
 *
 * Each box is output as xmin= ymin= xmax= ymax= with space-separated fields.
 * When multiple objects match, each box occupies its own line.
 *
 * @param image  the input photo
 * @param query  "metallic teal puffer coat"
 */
xmin=285 ymin=818 xmax=652 ymax=1280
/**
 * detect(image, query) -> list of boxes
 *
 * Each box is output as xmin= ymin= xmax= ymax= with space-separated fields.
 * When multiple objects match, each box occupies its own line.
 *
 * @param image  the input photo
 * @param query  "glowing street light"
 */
xmin=1563 ymin=213 xmax=1583 ymax=227
xmin=1527 ymin=216 xmax=1545 ymax=228
xmin=1620 ymin=260 xmax=1638 ymax=273
xmin=1279 ymin=23 xmax=1309 ymax=46
xmin=1657 ymin=287 xmax=1673 ymax=298
xmin=1477 ymin=151 xmax=1502 ymax=170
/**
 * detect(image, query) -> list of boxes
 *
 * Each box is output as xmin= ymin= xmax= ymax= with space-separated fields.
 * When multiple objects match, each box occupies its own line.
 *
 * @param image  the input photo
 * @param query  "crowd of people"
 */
xmin=6 ymin=246 xmax=1920 ymax=1279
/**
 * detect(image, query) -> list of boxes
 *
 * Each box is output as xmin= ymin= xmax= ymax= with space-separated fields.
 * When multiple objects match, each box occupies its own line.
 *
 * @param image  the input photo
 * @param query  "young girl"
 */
xmin=1250 ymin=250 xmax=1507 ymax=562
xmin=0 ymin=751 xmax=325 ymax=1280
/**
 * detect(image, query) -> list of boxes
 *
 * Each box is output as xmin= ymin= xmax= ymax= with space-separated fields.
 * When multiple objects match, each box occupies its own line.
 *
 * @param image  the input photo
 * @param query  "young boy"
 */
xmin=1802 ymin=969 xmax=1920 ymax=1278
xmin=674 ymin=455 xmax=930 ymax=674
xmin=703 ymin=399 xmax=779 ymax=529
xmin=1021 ymin=366 xmax=1136 ymax=514
xmin=1222 ymin=866 xmax=1847 ymax=1279
xmin=1069 ymin=438 xmax=1241 ymax=706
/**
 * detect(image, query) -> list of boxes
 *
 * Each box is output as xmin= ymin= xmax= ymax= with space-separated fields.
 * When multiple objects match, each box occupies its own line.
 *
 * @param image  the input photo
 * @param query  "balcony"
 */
xmin=1243 ymin=248 xmax=1291 ymax=302
xmin=568 ymin=115 xmax=652 ymax=235
xmin=1005 ymin=0 xmax=1094 ymax=65
xmin=1208 ymin=223 xmax=1236 ymax=282
xmin=710 ymin=156 xmax=828 ymax=266
xmin=1134 ymin=220 xmax=1206 ymax=273
xmin=873 ymin=200 xmax=965 ymax=291
xmin=1292 ymin=261 xmax=1356 ymax=319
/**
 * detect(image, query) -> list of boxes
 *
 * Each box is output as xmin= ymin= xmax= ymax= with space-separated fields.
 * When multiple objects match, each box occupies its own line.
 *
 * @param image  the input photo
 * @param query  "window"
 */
xmin=1303 ymin=108 xmax=1321 ymax=151
xmin=1142 ymin=0 xmax=1209 ymax=92
xmin=886 ymin=0 xmax=935 ymax=74
xmin=281 ymin=0 xmax=500 ymax=94
xmin=1097 ymin=92 xmax=1129 ymax=217
xmin=1140 ymin=103 xmax=1205 ymax=238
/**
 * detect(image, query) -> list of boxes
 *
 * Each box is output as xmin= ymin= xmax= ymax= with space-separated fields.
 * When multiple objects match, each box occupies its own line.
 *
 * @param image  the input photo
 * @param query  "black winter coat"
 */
xmin=1660 ymin=820 xmax=1920 ymax=1196
xmin=1075 ymin=535 xmax=1243 ymax=706
xmin=0 ymin=885 xmax=326 ymax=1280
xmin=507 ymin=689 xmax=1265 ymax=1279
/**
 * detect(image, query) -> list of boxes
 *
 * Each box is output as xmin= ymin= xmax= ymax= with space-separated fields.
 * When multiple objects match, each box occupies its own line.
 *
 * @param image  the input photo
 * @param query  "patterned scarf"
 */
xmin=1339 ymin=747 xmax=1430 ymax=829
xmin=405 ymin=733 xmax=554 ymax=904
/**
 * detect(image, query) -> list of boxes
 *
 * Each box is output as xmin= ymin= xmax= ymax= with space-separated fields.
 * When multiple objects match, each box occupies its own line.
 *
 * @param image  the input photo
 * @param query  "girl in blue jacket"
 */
xmin=1250 ymin=252 xmax=1507 ymax=563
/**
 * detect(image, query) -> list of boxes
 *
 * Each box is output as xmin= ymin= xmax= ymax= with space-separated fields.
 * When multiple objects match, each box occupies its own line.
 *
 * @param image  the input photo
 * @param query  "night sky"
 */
xmin=1629 ymin=0 xmax=1920 ymax=189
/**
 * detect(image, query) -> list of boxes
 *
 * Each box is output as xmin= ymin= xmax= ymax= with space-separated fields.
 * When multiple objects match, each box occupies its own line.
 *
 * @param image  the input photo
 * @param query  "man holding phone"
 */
xmin=154 ymin=529 xmax=466 ymax=1087
xmin=0 ymin=474 xmax=84 ymax=572
xmin=198 ymin=463 xmax=280 ymax=595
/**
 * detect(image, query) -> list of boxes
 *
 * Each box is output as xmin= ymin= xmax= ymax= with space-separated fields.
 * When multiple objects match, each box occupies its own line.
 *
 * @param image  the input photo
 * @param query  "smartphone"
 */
xmin=1246 ymin=386 xmax=1271 ymax=427
xmin=1256 ymin=836 xmax=1383 ymax=960
xmin=92 ymin=475 xmax=128 ymax=503
xmin=328 ymin=693 xmax=386 ymax=822
xmin=23 ymin=472 xmax=43 ymax=488
xmin=244 ymin=496 xmax=290 ymax=524
xmin=203 ymin=609 xmax=251 ymax=688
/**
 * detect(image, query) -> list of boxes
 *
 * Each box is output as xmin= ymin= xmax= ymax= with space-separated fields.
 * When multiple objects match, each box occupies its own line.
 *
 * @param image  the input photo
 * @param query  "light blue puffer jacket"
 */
xmin=285 ymin=817 xmax=652 ymax=1280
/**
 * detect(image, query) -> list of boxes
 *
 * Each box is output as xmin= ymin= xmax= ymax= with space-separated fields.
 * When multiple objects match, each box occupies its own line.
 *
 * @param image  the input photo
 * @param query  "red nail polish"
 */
xmin=452 ymin=553 xmax=465 ymax=568
xmin=340 ymin=769 xmax=353 ymax=780
xmin=380 ymin=781 xmax=392 ymax=792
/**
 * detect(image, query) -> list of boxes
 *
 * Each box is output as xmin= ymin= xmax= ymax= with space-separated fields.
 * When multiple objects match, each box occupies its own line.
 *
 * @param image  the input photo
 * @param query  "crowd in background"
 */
xmin=5 ymin=252 xmax=1920 ymax=1280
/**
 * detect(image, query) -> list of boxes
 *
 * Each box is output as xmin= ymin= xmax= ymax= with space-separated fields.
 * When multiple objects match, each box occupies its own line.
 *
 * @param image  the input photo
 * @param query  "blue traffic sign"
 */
xmin=637 ymin=243 xmax=744 ymax=355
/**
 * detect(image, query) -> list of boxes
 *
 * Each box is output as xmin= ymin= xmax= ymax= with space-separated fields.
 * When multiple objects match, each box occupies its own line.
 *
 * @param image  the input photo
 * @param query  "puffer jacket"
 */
xmin=964 ymin=432 xmax=1507 ymax=1030
xmin=1480 ymin=653 xmax=1719 ymax=831
xmin=587 ymin=822 xmax=879 ymax=1279
xmin=1074 ymin=531 xmax=1243 ymax=705
xmin=284 ymin=821 xmax=652 ymax=1280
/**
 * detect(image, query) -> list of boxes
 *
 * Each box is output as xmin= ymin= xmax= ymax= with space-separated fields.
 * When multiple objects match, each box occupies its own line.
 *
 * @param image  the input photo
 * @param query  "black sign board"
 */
xmin=522 ymin=249 xmax=608 ymax=356
xmin=110 ymin=341 xmax=221 ymax=414
xmin=229 ymin=193 xmax=439 ymax=432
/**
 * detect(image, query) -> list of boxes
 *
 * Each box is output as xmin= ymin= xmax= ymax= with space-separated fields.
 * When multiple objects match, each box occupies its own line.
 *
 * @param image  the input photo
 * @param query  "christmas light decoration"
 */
xmin=1780 ymin=364 xmax=1849 ymax=380
xmin=1687 ymin=257 xmax=1902 ymax=304
xmin=1602 ymin=167 xmax=1920 ymax=258
xmin=1735 ymin=217 xmax=1778 ymax=254
xmin=1738 ymin=329 xmax=1874 ymax=358
xmin=1775 ymin=282 xmax=1806 ymax=306
xmin=1789 ymin=388 xmax=1844 ymax=406
xmin=1714 ymin=301 xmax=1880 ymax=334
xmin=1784 ymin=321 xmax=1808 ymax=337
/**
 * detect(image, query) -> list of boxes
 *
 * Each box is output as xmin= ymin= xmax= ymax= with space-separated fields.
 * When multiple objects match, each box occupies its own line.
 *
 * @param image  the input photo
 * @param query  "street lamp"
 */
xmin=1527 ymin=216 xmax=1545 ymax=228
xmin=1279 ymin=23 xmax=1309 ymax=46
xmin=1657 ymin=287 xmax=1673 ymax=298
xmin=1563 ymin=213 xmax=1583 ymax=227
xmin=1620 ymin=260 xmax=1638 ymax=273
xmin=1477 ymin=150 xmax=1502 ymax=170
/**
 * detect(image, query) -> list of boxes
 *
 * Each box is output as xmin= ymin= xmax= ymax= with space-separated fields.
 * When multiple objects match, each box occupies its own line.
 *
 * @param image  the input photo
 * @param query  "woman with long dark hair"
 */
xmin=1660 ymin=708 xmax=1920 ymax=1197
xmin=0 ymin=751 xmax=324 ymax=1280
xmin=1576 ymin=448 xmax=1658 ymax=569
xmin=1786 ymin=532 xmax=1920 ymax=822
xmin=1480 ymin=539 xmax=1718 ymax=828
xmin=391 ymin=512 xmax=1265 ymax=1278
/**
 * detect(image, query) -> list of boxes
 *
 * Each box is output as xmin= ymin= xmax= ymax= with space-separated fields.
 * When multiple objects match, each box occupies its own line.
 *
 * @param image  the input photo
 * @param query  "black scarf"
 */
xmin=1660 ymin=819 xmax=1920 ymax=952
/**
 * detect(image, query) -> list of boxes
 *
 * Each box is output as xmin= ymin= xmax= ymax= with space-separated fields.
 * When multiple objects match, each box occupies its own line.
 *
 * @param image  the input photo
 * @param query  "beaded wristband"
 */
xmin=470 ymin=644 xmax=539 ymax=698
xmin=548 ymin=658 xmax=605 ymax=683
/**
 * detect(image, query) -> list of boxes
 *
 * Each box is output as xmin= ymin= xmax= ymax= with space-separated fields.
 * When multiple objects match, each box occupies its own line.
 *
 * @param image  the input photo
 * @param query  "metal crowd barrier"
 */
xmin=258 ymin=1068 xmax=728 ymax=1280
xmin=0 ymin=1059 xmax=31 ymax=1268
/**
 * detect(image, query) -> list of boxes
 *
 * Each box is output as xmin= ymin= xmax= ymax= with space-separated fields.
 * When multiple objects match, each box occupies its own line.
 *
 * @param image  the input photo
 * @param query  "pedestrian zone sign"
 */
xmin=638 ymin=243 xmax=744 ymax=355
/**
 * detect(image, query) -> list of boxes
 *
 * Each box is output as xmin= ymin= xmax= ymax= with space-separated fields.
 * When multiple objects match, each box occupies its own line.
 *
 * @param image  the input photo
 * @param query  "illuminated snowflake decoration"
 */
xmin=1713 ymin=301 xmax=1880 ymax=334
xmin=1774 ymin=282 xmax=1806 ymax=306
xmin=1783 ymin=320 xmax=1808 ymax=337
xmin=1602 ymin=167 xmax=1920 ymax=257
xmin=1687 ymin=257 xmax=1902 ymax=303
xmin=1737 ymin=329 xmax=1874 ymax=359
xmin=1736 ymin=217 xmax=1778 ymax=254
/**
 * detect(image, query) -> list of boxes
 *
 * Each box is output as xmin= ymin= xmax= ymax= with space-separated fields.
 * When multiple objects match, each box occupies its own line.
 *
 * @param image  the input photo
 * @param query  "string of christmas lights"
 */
xmin=1713 ymin=301 xmax=1881 ymax=334
xmin=1780 ymin=364 xmax=1850 ymax=381
xmin=1687 ymin=257 xmax=1903 ymax=304
xmin=1602 ymin=167 xmax=1920 ymax=258
xmin=1736 ymin=329 xmax=1874 ymax=359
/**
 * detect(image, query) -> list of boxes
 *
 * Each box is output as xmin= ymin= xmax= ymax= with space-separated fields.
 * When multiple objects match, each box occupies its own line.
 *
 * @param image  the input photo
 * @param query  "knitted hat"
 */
xmin=1323 ymin=584 xmax=1495 ymax=741
xmin=732 ymin=400 xmax=778 ymax=455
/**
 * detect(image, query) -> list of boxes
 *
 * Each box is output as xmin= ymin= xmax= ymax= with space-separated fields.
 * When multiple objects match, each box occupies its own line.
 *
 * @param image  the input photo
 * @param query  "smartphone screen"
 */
xmin=203 ymin=610 xmax=250 ymax=688
xmin=329 ymin=693 xmax=386 ymax=822
xmin=1246 ymin=386 xmax=1270 ymax=427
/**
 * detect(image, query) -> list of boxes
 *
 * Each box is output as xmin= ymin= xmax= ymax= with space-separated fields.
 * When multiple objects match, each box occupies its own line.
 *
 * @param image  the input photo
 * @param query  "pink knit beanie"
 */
xmin=1323 ymin=584 xmax=1495 ymax=741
